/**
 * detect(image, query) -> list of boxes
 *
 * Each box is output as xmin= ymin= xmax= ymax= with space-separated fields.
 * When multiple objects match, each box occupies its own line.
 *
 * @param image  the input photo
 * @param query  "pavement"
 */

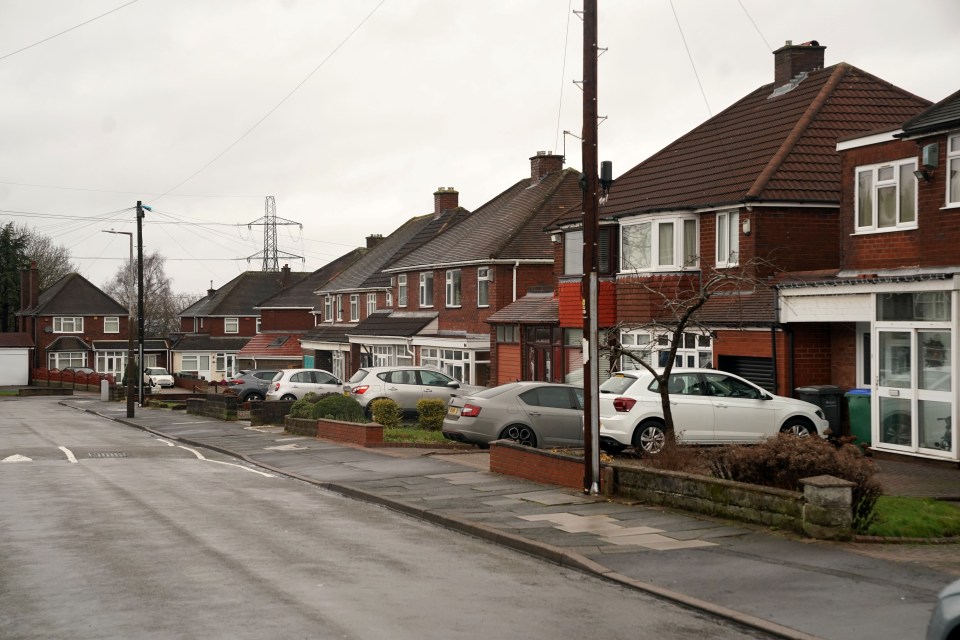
xmin=58 ymin=395 xmax=960 ymax=640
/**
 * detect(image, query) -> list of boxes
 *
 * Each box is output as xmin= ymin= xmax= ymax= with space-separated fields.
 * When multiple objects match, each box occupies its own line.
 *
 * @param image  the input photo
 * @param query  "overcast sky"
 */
xmin=2 ymin=0 xmax=958 ymax=296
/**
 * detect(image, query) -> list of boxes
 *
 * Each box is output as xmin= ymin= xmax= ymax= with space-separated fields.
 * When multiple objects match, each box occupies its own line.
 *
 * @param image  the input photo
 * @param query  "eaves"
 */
xmin=382 ymin=258 xmax=552 ymax=274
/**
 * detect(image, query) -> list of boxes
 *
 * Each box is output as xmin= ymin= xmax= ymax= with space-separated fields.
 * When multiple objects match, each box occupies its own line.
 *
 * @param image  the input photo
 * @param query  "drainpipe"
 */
xmin=512 ymin=261 xmax=520 ymax=301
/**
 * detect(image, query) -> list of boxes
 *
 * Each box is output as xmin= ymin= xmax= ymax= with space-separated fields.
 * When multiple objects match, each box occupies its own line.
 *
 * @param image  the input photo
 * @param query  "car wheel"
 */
xmin=280 ymin=394 xmax=297 ymax=401
xmin=499 ymin=424 xmax=538 ymax=448
xmin=633 ymin=420 xmax=667 ymax=455
xmin=246 ymin=392 xmax=264 ymax=402
xmin=780 ymin=418 xmax=815 ymax=438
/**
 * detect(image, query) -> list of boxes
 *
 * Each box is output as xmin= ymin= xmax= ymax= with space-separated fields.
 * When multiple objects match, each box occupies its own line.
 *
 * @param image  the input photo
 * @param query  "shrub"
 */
xmin=710 ymin=434 xmax=882 ymax=533
xmin=417 ymin=399 xmax=447 ymax=431
xmin=301 ymin=392 xmax=324 ymax=404
xmin=635 ymin=432 xmax=711 ymax=475
xmin=288 ymin=397 xmax=314 ymax=419
xmin=311 ymin=394 xmax=365 ymax=422
xmin=370 ymin=397 xmax=402 ymax=428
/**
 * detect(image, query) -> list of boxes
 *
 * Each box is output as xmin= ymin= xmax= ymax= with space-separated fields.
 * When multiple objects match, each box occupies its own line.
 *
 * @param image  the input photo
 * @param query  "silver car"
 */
xmin=442 ymin=382 xmax=584 ymax=449
xmin=927 ymin=578 xmax=960 ymax=640
xmin=266 ymin=368 xmax=342 ymax=401
xmin=226 ymin=369 xmax=280 ymax=402
xmin=346 ymin=366 xmax=483 ymax=416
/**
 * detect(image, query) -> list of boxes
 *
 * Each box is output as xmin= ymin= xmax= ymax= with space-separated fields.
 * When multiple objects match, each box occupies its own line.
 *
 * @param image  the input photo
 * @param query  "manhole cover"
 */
xmin=88 ymin=452 xmax=127 ymax=458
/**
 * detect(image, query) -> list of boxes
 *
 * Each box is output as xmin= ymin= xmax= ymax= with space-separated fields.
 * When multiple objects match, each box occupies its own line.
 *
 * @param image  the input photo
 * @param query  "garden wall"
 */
xmin=186 ymin=396 xmax=238 ymax=421
xmin=284 ymin=417 xmax=383 ymax=446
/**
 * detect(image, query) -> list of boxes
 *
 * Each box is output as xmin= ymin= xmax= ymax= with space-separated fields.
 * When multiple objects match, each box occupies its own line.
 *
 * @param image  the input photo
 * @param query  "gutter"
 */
xmin=383 ymin=258 xmax=551 ymax=274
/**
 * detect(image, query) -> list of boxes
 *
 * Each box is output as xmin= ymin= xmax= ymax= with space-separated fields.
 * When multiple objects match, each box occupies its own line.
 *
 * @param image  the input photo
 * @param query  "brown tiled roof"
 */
xmin=20 ymin=273 xmax=127 ymax=317
xmin=237 ymin=332 xmax=305 ymax=358
xmin=594 ymin=64 xmax=930 ymax=220
xmin=47 ymin=336 xmax=93 ymax=351
xmin=485 ymin=292 xmax=558 ymax=324
xmin=347 ymin=311 xmax=438 ymax=337
xmin=170 ymin=334 xmax=249 ymax=352
xmin=694 ymin=286 xmax=778 ymax=325
xmin=179 ymin=270 xmax=309 ymax=318
xmin=257 ymin=249 xmax=365 ymax=309
xmin=0 ymin=333 xmax=34 ymax=348
xmin=301 ymin=325 xmax=353 ymax=344
xmin=386 ymin=168 xmax=582 ymax=270
xmin=94 ymin=339 xmax=167 ymax=351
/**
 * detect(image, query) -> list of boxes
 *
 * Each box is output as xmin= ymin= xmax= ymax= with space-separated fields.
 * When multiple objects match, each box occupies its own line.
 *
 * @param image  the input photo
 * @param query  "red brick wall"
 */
xmin=829 ymin=322 xmax=857 ymax=390
xmin=260 ymin=308 xmax=314 ymax=331
xmin=489 ymin=441 xmax=584 ymax=490
xmin=789 ymin=323 xmax=834 ymax=389
xmin=36 ymin=314 xmax=131 ymax=369
xmin=316 ymin=418 xmax=384 ymax=446
xmin=557 ymin=279 xmax=616 ymax=328
xmin=752 ymin=208 xmax=840 ymax=275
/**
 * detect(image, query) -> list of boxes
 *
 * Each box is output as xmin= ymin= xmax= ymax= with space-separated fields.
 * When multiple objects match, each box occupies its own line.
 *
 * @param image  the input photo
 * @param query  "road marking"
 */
xmin=58 ymin=446 xmax=78 ymax=463
xmin=155 ymin=438 xmax=175 ymax=447
xmin=2 ymin=454 xmax=33 ymax=463
xmin=264 ymin=444 xmax=306 ymax=451
xmin=177 ymin=445 xmax=274 ymax=477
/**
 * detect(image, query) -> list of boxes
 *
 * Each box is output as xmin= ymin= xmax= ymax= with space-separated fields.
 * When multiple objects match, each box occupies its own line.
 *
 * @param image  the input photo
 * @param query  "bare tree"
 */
xmin=17 ymin=224 xmax=77 ymax=290
xmin=602 ymin=259 xmax=773 ymax=436
xmin=102 ymin=251 xmax=185 ymax=336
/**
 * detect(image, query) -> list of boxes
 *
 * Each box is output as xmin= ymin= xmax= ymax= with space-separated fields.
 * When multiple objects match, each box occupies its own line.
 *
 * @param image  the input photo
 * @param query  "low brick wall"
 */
xmin=252 ymin=401 xmax=295 ymax=426
xmin=19 ymin=387 xmax=73 ymax=397
xmin=186 ymin=396 xmax=238 ymax=421
xmin=490 ymin=441 xmax=585 ymax=491
xmin=284 ymin=416 xmax=384 ymax=446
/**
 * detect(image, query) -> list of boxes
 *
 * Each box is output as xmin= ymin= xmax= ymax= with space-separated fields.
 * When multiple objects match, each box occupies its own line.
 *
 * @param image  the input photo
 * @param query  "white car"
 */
xmin=266 ymin=368 xmax=343 ymax=401
xmin=143 ymin=367 xmax=175 ymax=388
xmin=598 ymin=368 xmax=830 ymax=454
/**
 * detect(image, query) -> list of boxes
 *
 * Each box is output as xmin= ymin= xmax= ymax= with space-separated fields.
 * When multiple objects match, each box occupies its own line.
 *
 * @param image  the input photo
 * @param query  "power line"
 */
xmin=737 ymin=0 xmax=772 ymax=52
xmin=0 ymin=0 xmax=141 ymax=62
xmin=553 ymin=0 xmax=574 ymax=154
xmin=0 ymin=179 xmax=262 ymax=198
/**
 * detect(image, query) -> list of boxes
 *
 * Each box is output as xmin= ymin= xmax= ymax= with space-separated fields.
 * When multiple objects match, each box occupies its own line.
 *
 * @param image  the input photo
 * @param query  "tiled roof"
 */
xmin=301 ymin=325 xmax=353 ymax=344
xmin=579 ymin=64 xmax=931 ymax=222
xmin=237 ymin=332 xmax=305 ymax=358
xmin=170 ymin=334 xmax=249 ymax=352
xmin=346 ymin=311 xmax=437 ymax=337
xmin=180 ymin=270 xmax=309 ymax=317
xmin=902 ymin=87 xmax=960 ymax=136
xmin=694 ymin=286 xmax=778 ymax=325
xmin=20 ymin=273 xmax=127 ymax=316
xmin=485 ymin=292 xmax=559 ymax=324
xmin=47 ymin=336 xmax=93 ymax=351
xmin=94 ymin=339 xmax=168 ymax=351
xmin=386 ymin=168 xmax=582 ymax=270
xmin=0 ymin=333 xmax=34 ymax=348
xmin=257 ymin=248 xmax=366 ymax=309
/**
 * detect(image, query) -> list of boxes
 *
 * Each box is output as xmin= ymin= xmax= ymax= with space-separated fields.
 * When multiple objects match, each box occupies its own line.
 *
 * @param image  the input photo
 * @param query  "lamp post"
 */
xmin=102 ymin=229 xmax=136 ymax=418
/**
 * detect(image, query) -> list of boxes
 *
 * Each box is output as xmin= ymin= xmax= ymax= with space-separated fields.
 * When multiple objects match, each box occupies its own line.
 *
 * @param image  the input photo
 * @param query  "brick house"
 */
xmin=777 ymin=88 xmax=960 ymax=462
xmin=174 ymin=266 xmax=306 ymax=380
xmin=543 ymin=41 xmax=930 ymax=398
xmin=16 ymin=264 xmax=134 ymax=377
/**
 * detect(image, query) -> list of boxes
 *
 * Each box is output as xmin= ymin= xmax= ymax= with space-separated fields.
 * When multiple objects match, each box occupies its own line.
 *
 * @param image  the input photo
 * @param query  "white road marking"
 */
xmin=155 ymin=438 xmax=176 ymax=447
xmin=177 ymin=445 xmax=274 ymax=477
xmin=264 ymin=444 xmax=305 ymax=451
xmin=2 ymin=454 xmax=33 ymax=463
xmin=58 ymin=446 xmax=78 ymax=463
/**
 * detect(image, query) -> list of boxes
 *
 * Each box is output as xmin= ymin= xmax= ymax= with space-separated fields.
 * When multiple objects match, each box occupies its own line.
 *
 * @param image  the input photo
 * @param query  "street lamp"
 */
xmin=102 ymin=229 xmax=136 ymax=417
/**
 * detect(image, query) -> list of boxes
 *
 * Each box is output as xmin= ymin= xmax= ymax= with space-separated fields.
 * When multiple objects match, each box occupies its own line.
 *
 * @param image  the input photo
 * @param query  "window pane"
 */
xmin=857 ymin=171 xmax=873 ymax=227
xmin=717 ymin=214 xmax=728 ymax=261
xmin=950 ymin=157 xmax=960 ymax=204
xmin=877 ymin=185 xmax=896 ymax=227
xmin=919 ymin=331 xmax=950 ymax=391
xmin=879 ymin=331 xmax=911 ymax=388
xmin=658 ymin=222 xmax=674 ymax=266
xmin=564 ymin=230 xmax=583 ymax=275
xmin=899 ymin=164 xmax=916 ymax=223
xmin=622 ymin=223 xmax=650 ymax=270
xmin=683 ymin=219 xmax=697 ymax=265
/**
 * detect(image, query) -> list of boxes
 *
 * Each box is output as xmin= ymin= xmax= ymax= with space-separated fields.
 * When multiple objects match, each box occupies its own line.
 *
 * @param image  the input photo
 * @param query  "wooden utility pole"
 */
xmin=581 ymin=0 xmax=601 ymax=494
xmin=136 ymin=201 xmax=146 ymax=407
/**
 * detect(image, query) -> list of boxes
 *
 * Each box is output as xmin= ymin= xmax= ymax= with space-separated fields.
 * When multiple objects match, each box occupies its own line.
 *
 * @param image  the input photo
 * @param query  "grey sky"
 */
xmin=2 ymin=0 xmax=958 ymax=295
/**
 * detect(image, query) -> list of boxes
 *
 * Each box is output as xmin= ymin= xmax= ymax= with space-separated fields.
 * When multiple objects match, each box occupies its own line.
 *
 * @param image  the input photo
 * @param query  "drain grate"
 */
xmin=88 ymin=451 xmax=127 ymax=458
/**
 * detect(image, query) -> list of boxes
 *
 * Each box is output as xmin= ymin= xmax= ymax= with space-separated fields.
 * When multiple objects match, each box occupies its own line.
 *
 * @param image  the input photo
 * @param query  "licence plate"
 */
xmin=447 ymin=406 xmax=460 ymax=416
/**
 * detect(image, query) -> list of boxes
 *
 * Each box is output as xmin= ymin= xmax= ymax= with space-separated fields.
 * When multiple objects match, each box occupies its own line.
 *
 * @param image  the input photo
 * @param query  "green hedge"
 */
xmin=417 ymin=398 xmax=447 ymax=431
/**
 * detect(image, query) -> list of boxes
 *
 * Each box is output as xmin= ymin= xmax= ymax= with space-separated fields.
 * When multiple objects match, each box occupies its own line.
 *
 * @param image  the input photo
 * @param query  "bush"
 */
xmin=288 ymin=397 xmax=314 ymax=419
xmin=370 ymin=397 xmax=402 ymax=428
xmin=710 ymin=434 xmax=882 ymax=533
xmin=417 ymin=399 xmax=447 ymax=431
xmin=311 ymin=394 xmax=365 ymax=422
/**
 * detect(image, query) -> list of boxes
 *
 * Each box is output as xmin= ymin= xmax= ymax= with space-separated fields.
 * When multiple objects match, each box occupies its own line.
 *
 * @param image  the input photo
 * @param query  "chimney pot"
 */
xmin=773 ymin=40 xmax=825 ymax=89
xmin=433 ymin=187 xmax=459 ymax=214
xmin=530 ymin=152 xmax=563 ymax=180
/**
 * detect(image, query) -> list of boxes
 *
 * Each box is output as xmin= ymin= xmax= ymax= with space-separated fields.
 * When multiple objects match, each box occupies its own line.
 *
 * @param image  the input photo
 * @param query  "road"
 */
xmin=0 ymin=397 xmax=768 ymax=640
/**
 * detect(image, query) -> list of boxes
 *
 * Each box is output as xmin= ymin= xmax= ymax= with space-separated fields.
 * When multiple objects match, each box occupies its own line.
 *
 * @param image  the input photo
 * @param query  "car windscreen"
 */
xmin=347 ymin=369 xmax=369 ymax=384
xmin=599 ymin=374 xmax=638 ymax=395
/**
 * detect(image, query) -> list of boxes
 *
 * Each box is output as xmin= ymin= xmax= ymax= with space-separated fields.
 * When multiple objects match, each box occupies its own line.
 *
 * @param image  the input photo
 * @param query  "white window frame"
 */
xmin=180 ymin=354 xmax=211 ymax=375
xmin=445 ymin=269 xmax=462 ymax=308
xmin=255 ymin=318 xmax=261 ymax=334
xmin=949 ymin=133 xmax=960 ymax=207
xmin=350 ymin=294 xmax=359 ymax=322
xmin=855 ymin=158 xmax=918 ymax=232
xmin=97 ymin=350 xmax=127 ymax=375
xmin=48 ymin=351 xmax=86 ymax=369
xmin=619 ymin=330 xmax=712 ymax=370
xmin=337 ymin=295 xmax=343 ymax=321
xmin=103 ymin=316 xmax=120 ymax=333
xmin=564 ymin=230 xmax=583 ymax=275
xmin=224 ymin=317 xmax=239 ymax=334
xmin=366 ymin=293 xmax=377 ymax=316
xmin=715 ymin=211 xmax=740 ymax=268
xmin=419 ymin=272 xmax=434 ymax=307
xmin=53 ymin=316 xmax=83 ymax=333
xmin=385 ymin=288 xmax=393 ymax=308
xmin=477 ymin=267 xmax=492 ymax=307
xmin=620 ymin=214 xmax=698 ymax=273
xmin=324 ymin=295 xmax=333 ymax=322
xmin=397 ymin=274 xmax=408 ymax=308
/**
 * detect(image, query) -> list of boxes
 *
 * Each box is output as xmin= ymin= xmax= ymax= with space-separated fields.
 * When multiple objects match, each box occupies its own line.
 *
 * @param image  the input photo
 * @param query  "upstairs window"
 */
xmin=419 ymin=272 xmax=434 ymax=307
xmin=477 ymin=267 xmax=492 ymax=307
xmin=856 ymin=159 xmax=917 ymax=232
xmin=350 ymin=294 xmax=359 ymax=322
xmin=949 ymin=134 xmax=960 ymax=207
xmin=397 ymin=274 xmax=408 ymax=307
xmin=621 ymin=215 xmax=698 ymax=272
xmin=336 ymin=295 xmax=343 ymax=321
xmin=716 ymin=211 xmax=740 ymax=268
xmin=224 ymin=317 xmax=238 ymax=333
xmin=103 ymin=317 xmax=120 ymax=333
xmin=255 ymin=318 xmax=261 ymax=334
xmin=367 ymin=293 xmax=377 ymax=316
xmin=445 ymin=269 xmax=461 ymax=307
xmin=563 ymin=230 xmax=583 ymax=275
xmin=53 ymin=316 xmax=83 ymax=333
xmin=324 ymin=295 xmax=333 ymax=323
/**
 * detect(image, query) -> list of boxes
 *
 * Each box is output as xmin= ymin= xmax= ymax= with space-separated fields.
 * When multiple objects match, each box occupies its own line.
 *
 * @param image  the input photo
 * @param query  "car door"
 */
xmin=254 ymin=371 xmax=278 ymax=394
xmin=418 ymin=369 xmax=460 ymax=406
xmin=660 ymin=372 xmax=715 ymax=443
xmin=518 ymin=386 xmax=584 ymax=447
xmin=379 ymin=370 xmax=421 ymax=411
xmin=703 ymin=372 xmax=776 ymax=442
xmin=288 ymin=371 xmax=312 ymax=396
xmin=311 ymin=369 xmax=342 ymax=394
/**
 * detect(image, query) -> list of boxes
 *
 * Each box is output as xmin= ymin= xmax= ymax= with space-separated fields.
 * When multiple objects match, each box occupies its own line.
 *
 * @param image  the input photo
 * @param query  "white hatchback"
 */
xmin=599 ymin=368 xmax=830 ymax=454
xmin=266 ymin=368 xmax=343 ymax=401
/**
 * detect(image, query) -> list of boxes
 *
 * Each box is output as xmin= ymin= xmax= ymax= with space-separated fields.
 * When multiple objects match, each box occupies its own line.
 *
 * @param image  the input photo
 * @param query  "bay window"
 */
xmin=620 ymin=214 xmax=697 ymax=272
xmin=855 ymin=159 xmax=917 ymax=231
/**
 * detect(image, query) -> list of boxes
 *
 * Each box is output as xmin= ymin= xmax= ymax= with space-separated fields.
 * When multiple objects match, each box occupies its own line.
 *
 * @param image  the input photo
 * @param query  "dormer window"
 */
xmin=855 ymin=159 xmax=917 ymax=232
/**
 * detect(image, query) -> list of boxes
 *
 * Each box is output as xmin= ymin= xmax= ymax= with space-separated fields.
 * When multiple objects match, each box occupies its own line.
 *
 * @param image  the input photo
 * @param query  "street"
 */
xmin=0 ymin=397 xmax=766 ymax=640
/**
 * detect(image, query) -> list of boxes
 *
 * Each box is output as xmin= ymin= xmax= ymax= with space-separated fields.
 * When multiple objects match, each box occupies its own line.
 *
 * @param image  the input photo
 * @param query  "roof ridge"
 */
xmin=746 ymin=63 xmax=850 ymax=200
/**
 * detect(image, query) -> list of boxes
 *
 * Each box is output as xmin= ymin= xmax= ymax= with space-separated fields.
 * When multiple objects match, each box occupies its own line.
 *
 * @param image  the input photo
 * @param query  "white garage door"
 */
xmin=0 ymin=349 xmax=30 ymax=386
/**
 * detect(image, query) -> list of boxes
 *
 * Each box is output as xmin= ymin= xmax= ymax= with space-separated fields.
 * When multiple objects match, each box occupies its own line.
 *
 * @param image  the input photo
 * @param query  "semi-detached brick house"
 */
xmin=778 ymin=88 xmax=960 ymax=462
xmin=539 ymin=41 xmax=930 ymax=401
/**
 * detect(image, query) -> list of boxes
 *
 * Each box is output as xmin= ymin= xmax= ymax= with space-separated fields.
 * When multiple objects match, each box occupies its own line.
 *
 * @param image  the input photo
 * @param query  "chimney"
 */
xmin=773 ymin=40 xmax=825 ymax=88
xmin=19 ymin=261 xmax=39 ymax=313
xmin=366 ymin=234 xmax=385 ymax=249
xmin=433 ymin=187 xmax=459 ymax=214
xmin=208 ymin=280 xmax=216 ymax=299
xmin=530 ymin=151 xmax=563 ymax=180
xmin=280 ymin=264 xmax=291 ymax=288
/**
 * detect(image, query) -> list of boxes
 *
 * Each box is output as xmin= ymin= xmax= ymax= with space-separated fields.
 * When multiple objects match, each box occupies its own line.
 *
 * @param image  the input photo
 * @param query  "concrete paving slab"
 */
xmin=506 ymin=491 xmax=593 ymax=506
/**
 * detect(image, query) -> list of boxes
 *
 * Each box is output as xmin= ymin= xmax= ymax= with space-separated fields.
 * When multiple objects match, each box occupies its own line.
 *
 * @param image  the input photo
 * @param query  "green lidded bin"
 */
xmin=845 ymin=389 xmax=871 ymax=446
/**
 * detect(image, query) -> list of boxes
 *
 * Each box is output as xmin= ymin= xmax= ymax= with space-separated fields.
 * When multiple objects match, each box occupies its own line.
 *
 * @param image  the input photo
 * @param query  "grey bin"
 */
xmin=794 ymin=385 xmax=843 ymax=435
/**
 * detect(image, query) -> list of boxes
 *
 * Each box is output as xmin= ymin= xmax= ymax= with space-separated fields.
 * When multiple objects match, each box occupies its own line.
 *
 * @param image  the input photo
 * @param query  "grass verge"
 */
xmin=0 ymin=389 xmax=18 ymax=396
xmin=384 ymin=426 xmax=448 ymax=445
xmin=866 ymin=496 xmax=960 ymax=538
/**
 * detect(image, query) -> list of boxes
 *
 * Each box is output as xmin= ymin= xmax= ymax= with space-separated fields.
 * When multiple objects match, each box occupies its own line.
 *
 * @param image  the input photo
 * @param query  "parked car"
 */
xmin=598 ymin=368 xmax=830 ymax=454
xmin=927 ymin=578 xmax=960 ymax=640
xmin=266 ymin=368 xmax=342 ymax=401
xmin=226 ymin=369 xmax=281 ymax=402
xmin=143 ymin=367 xmax=175 ymax=388
xmin=345 ymin=366 xmax=484 ymax=416
xmin=442 ymin=382 xmax=584 ymax=449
